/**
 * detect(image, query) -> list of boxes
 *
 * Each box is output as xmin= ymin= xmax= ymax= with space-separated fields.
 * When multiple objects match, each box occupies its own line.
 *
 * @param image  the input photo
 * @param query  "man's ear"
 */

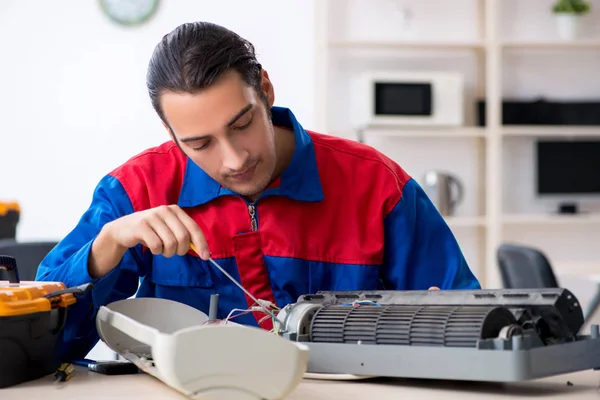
xmin=260 ymin=69 xmax=275 ymax=107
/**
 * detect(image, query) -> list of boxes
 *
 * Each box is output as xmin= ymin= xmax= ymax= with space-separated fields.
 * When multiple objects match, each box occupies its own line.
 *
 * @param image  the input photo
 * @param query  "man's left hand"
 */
xmin=428 ymin=286 xmax=440 ymax=290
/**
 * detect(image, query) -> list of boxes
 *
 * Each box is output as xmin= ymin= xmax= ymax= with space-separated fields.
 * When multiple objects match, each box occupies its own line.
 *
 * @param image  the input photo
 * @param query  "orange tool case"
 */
xmin=0 ymin=254 xmax=87 ymax=388
xmin=0 ymin=202 xmax=20 ymax=240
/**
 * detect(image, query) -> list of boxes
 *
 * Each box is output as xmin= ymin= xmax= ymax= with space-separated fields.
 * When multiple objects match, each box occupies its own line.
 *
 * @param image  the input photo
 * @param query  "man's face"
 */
xmin=160 ymin=70 xmax=276 ymax=200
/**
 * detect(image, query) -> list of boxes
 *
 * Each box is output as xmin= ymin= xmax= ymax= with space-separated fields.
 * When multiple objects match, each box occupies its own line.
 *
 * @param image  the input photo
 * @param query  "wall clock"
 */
xmin=99 ymin=0 xmax=160 ymax=26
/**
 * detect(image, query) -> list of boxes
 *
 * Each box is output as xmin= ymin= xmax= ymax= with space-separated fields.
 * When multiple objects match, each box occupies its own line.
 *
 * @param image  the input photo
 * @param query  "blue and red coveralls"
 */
xmin=36 ymin=106 xmax=480 ymax=360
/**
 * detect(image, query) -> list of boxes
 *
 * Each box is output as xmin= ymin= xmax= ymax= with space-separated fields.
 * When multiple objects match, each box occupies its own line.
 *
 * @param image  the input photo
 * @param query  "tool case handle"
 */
xmin=0 ymin=255 xmax=19 ymax=284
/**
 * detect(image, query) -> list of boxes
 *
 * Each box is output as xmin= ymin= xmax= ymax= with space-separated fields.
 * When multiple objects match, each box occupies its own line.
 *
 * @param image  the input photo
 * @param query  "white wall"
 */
xmin=0 ymin=0 xmax=317 ymax=242
xmin=0 ymin=0 xmax=317 ymax=361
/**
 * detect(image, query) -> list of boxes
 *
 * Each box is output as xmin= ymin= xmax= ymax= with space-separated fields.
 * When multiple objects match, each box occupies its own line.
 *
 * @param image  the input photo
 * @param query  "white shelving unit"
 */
xmin=501 ymin=39 xmax=600 ymax=48
xmin=447 ymin=216 xmax=487 ymax=228
xmin=502 ymin=126 xmax=600 ymax=137
xmin=361 ymin=126 xmax=487 ymax=138
xmin=313 ymin=0 xmax=600 ymax=288
xmin=502 ymin=213 xmax=600 ymax=225
xmin=328 ymin=40 xmax=487 ymax=51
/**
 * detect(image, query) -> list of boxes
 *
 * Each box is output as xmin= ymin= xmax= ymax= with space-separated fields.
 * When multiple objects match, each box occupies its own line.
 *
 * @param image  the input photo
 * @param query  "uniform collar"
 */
xmin=177 ymin=106 xmax=324 ymax=207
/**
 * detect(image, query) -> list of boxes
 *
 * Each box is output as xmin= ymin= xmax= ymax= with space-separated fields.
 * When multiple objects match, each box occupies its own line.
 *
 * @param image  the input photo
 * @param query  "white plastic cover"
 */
xmin=96 ymin=297 xmax=308 ymax=400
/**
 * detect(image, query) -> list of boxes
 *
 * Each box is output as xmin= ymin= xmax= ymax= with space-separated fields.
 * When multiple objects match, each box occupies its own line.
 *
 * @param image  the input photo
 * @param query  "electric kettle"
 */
xmin=422 ymin=171 xmax=464 ymax=216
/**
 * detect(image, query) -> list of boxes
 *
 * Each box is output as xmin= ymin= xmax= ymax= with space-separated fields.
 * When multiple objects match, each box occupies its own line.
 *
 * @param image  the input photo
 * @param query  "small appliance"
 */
xmin=365 ymin=71 xmax=465 ymax=127
xmin=422 ymin=171 xmax=464 ymax=216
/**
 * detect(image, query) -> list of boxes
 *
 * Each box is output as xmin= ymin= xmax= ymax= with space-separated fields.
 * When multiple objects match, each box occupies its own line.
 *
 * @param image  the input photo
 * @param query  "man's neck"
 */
xmin=272 ymin=125 xmax=296 ymax=179
xmin=246 ymin=126 xmax=295 ymax=203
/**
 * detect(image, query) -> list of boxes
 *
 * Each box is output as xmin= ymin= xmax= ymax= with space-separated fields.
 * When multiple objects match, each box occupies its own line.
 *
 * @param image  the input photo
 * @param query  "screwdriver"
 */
xmin=54 ymin=363 xmax=75 ymax=383
xmin=189 ymin=243 xmax=283 ymax=326
xmin=71 ymin=358 xmax=139 ymax=375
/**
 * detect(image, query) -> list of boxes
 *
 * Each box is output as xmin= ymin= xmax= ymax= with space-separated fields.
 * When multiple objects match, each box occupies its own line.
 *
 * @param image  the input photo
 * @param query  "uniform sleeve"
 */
xmin=35 ymin=174 xmax=146 ymax=361
xmin=381 ymin=178 xmax=481 ymax=290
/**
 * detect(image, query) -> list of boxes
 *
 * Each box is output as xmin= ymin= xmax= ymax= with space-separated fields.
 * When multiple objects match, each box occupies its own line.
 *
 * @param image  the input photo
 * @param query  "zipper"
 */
xmin=248 ymin=203 xmax=258 ymax=231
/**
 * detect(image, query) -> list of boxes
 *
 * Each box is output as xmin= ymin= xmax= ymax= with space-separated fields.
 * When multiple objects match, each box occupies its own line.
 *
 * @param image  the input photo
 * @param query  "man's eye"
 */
xmin=234 ymin=119 xmax=252 ymax=130
xmin=192 ymin=141 xmax=210 ymax=151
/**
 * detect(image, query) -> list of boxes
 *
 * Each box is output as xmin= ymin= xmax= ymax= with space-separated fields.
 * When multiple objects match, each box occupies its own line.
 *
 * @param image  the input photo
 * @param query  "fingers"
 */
xmin=428 ymin=286 xmax=440 ymax=291
xmin=169 ymin=205 xmax=210 ymax=260
xmin=138 ymin=218 xmax=165 ymax=255
xmin=159 ymin=206 xmax=191 ymax=256
xmin=144 ymin=205 xmax=209 ymax=259
xmin=133 ymin=205 xmax=209 ymax=259
xmin=146 ymin=213 xmax=179 ymax=257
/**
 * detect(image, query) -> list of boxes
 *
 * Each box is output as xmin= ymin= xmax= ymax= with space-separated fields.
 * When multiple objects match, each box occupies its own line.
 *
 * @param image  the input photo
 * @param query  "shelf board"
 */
xmin=502 ymin=126 xmax=600 ymax=137
xmin=502 ymin=214 xmax=600 ymax=225
xmin=328 ymin=40 xmax=485 ymax=51
xmin=501 ymin=39 xmax=600 ymax=49
xmin=363 ymin=126 xmax=486 ymax=138
xmin=446 ymin=216 xmax=487 ymax=228
xmin=552 ymin=262 xmax=600 ymax=276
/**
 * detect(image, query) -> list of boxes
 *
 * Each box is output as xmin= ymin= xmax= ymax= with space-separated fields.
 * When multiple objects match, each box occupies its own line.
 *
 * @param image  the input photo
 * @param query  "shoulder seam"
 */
xmin=109 ymin=142 xmax=181 ymax=179
xmin=122 ymin=142 xmax=180 ymax=164
xmin=310 ymin=134 xmax=410 ymax=186
xmin=108 ymin=143 xmax=182 ymax=212
xmin=109 ymin=170 xmax=142 ymax=212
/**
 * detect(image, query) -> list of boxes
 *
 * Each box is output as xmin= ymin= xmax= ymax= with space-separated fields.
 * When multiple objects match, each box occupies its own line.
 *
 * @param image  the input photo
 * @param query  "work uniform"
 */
xmin=36 ymin=106 xmax=480 ymax=361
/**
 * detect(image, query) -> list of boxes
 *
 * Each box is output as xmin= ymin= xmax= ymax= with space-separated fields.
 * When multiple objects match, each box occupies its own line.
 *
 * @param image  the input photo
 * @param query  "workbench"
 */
xmin=1 ymin=366 xmax=599 ymax=399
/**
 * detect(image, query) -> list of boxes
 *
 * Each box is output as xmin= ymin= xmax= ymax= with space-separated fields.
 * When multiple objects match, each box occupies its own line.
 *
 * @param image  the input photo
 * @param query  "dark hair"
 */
xmin=146 ymin=21 xmax=263 ymax=121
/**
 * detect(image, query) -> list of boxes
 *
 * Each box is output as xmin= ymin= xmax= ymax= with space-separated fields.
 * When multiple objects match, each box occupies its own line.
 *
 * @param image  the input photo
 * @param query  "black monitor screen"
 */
xmin=536 ymin=140 xmax=600 ymax=195
xmin=374 ymin=82 xmax=432 ymax=116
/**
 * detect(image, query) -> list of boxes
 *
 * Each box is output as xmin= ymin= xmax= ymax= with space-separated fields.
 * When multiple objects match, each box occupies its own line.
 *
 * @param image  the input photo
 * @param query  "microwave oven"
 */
xmin=365 ymin=71 xmax=465 ymax=127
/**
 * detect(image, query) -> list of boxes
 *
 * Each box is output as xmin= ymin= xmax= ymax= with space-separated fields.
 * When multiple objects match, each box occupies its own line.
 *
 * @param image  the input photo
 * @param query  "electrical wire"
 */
xmin=225 ymin=304 xmax=281 ymax=333
xmin=225 ymin=307 xmax=255 ymax=323
xmin=189 ymin=243 xmax=284 ymax=327
xmin=200 ymin=302 xmax=280 ymax=333
xmin=206 ymin=257 xmax=279 ymax=321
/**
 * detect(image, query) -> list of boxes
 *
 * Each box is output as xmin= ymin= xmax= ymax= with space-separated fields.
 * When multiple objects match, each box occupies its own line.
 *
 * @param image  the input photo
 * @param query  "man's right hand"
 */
xmin=88 ymin=205 xmax=209 ymax=279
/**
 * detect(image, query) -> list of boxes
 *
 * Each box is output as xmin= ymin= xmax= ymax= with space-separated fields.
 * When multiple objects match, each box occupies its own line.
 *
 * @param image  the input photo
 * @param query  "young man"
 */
xmin=36 ymin=21 xmax=480 ymax=360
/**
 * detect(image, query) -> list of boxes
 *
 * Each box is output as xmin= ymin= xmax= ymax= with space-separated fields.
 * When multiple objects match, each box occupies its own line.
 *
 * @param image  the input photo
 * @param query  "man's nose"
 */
xmin=221 ymin=140 xmax=247 ymax=171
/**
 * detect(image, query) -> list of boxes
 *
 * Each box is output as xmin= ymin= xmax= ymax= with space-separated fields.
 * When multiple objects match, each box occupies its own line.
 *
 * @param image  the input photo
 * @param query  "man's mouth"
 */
xmin=229 ymin=162 xmax=258 ymax=181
